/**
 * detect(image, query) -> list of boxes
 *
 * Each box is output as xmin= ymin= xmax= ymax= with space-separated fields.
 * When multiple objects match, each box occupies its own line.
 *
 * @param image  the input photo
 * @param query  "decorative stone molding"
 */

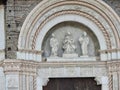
xmin=107 ymin=61 xmax=120 ymax=72
xmin=107 ymin=61 xmax=120 ymax=90
xmin=18 ymin=0 xmax=120 ymax=52
xmin=32 ymin=10 xmax=110 ymax=50
xmin=2 ymin=60 xmax=39 ymax=90
xmin=38 ymin=61 xmax=107 ymax=68
xmin=2 ymin=59 xmax=38 ymax=75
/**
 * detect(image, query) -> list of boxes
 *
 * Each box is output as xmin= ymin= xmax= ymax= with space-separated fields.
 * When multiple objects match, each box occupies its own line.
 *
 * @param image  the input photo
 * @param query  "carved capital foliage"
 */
xmin=107 ymin=61 xmax=120 ymax=72
xmin=2 ymin=59 xmax=39 ymax=75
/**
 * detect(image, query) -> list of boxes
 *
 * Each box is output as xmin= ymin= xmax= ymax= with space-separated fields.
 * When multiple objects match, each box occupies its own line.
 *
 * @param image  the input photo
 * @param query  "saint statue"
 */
xmin=50 ymin=34 xmax=59 ymax=56
xmin=63 ymin=32 xmax=76 ymax=54
xmin=79 ymin=32 xmax=89 ymax=56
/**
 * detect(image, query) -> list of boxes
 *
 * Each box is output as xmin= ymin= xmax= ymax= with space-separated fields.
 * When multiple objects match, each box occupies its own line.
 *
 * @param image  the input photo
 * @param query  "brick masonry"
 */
xmin=5 ymin=0 xmax=120 ymax=59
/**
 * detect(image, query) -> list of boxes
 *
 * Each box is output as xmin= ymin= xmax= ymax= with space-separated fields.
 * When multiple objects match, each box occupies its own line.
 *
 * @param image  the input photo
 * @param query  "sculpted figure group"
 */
xmin=63 ymin=32 xmax=76 ymax=54
xmin=50 ymin=31 xmax=89 ymax=57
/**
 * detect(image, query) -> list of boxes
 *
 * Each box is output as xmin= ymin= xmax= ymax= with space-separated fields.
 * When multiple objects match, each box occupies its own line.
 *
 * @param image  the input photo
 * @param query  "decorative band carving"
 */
xmin=32 ymin=10 xmax=111 ymax=50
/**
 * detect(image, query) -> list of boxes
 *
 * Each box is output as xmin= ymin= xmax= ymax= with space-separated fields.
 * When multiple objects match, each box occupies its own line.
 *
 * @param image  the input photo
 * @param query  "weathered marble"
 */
xmin=0 ymin=0 xmax=119 ymax=90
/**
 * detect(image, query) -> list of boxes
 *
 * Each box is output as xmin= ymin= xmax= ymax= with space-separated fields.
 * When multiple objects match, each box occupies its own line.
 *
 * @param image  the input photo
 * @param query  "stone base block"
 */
xmin=63 ymin=53 xmax=78 ymax=58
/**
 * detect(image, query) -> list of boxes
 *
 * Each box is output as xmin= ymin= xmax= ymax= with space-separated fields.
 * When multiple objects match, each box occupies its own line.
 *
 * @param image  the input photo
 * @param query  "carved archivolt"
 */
xmin=18 ymin=0 xmax=120 ymax=51
xmin=31 ymin=10 xmax=111 ymax=50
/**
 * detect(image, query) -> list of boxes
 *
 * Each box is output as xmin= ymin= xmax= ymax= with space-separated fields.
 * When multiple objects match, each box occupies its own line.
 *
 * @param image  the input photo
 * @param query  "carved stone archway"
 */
xmin=14 ymin=0 xmax=120 ymax=90
xmin=17 ymin=0 xmax=120 ymax=61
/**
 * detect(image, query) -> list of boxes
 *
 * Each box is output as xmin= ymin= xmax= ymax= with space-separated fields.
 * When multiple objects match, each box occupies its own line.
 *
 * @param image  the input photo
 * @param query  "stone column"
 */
xmin=113 ymin=72 xmax=119 ymax=90
xmin=3 ymin=59 xmax=38 ymax=90
xmin=107 ymin=61 xmax=120 ymax=90
xmin=101 ymin=76 xmax=109 ymax=90
xmin=118 ymin=72 xmax=120 ymax=90
xmin=108 ymin=73 xmax=113 ymax=90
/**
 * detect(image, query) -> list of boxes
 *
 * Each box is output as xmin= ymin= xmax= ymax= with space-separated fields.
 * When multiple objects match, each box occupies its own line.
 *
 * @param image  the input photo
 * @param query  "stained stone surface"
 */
xmin=103 ymin=0 xmax=120 ymax=17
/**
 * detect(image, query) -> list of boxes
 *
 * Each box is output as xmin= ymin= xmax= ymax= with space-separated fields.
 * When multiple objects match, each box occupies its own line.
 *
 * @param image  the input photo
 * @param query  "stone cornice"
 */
xmin=2 ymin=59 xmax=120 ymax=74
xmin=38 ymin=61 xmax=107 ymax=68
xmin=2 ymin=59 xmax=107 ymax=68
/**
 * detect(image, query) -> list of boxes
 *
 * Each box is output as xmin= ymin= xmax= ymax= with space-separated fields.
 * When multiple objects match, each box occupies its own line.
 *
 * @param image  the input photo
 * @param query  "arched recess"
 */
xmin=17 ymin=0 xmax=120 ymax=61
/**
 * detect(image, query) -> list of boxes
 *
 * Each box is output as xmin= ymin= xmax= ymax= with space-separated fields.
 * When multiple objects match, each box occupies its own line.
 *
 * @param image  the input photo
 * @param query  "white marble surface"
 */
xmin=47 ymin=56 xmax=96 ymax=62
xmin=0 ymin=67 xmax=5 ymax=90
xmin=0 ymin=5 xmax=5 ymax=60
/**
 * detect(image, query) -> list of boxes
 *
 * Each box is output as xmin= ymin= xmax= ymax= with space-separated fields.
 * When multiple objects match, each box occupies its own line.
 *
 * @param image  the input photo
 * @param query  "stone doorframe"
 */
xmin=2 ymin=59 xmax=120 ymax=90
xmin=36 ymin=61 xmax=108 ymax=90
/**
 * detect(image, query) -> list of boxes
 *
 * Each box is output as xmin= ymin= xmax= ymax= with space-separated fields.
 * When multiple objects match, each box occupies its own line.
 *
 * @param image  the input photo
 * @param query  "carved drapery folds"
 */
xmin=42 ymin=22 xmax=99 ymax=61
xmin=49 ymin=31 xmax=90 ymax=58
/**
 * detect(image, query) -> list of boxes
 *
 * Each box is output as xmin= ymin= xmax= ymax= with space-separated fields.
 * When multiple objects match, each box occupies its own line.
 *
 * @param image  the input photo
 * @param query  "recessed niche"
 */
xmin=42 ymin=21 xmax=100 ymax=60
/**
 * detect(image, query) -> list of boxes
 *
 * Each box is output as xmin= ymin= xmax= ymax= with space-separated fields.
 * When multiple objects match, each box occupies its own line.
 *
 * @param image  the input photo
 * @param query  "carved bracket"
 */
xmin=42 ymin=78 xmax=49 ymax=86
xmin=94 ymin=77 xmax=102 ymax=85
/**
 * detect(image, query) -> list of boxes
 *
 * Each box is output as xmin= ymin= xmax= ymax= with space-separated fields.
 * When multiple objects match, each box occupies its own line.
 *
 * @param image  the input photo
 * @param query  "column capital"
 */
xmin=2 ymin=59 xmax=39 ymax=75
xmin=107 ymin=61 xmax=120 ymax=72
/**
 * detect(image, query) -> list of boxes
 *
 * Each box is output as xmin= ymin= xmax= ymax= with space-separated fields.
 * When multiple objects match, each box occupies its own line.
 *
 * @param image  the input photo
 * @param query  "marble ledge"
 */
xmin=1 ymin=59 xmax=107 ymax=68
xmin=1 ymin=59 xmax=120 ymax=68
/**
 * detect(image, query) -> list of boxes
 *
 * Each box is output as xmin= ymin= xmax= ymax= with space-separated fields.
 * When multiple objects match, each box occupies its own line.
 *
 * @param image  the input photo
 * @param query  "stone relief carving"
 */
xmin=8 ymin=77 xmax=18 ymax=87
xmin=49 ymin=31 xmax=91 ymax=58
xmin=79 ymin=32 xmax=89 ymax=56
xmin=43 ymin=22 xmax=98 ymax=61
xmin=63 ymin=32 xmax=76 ymax=54
xmin=50 ymin=34 xmax=59 ymax=56
xmin=48 ymin=31 xmax=93 ymax=59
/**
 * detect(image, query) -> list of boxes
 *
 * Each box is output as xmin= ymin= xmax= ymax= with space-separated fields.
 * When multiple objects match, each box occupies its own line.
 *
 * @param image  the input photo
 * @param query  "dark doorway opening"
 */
xmin=43 ymin=78 xmax=101 ymax=90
